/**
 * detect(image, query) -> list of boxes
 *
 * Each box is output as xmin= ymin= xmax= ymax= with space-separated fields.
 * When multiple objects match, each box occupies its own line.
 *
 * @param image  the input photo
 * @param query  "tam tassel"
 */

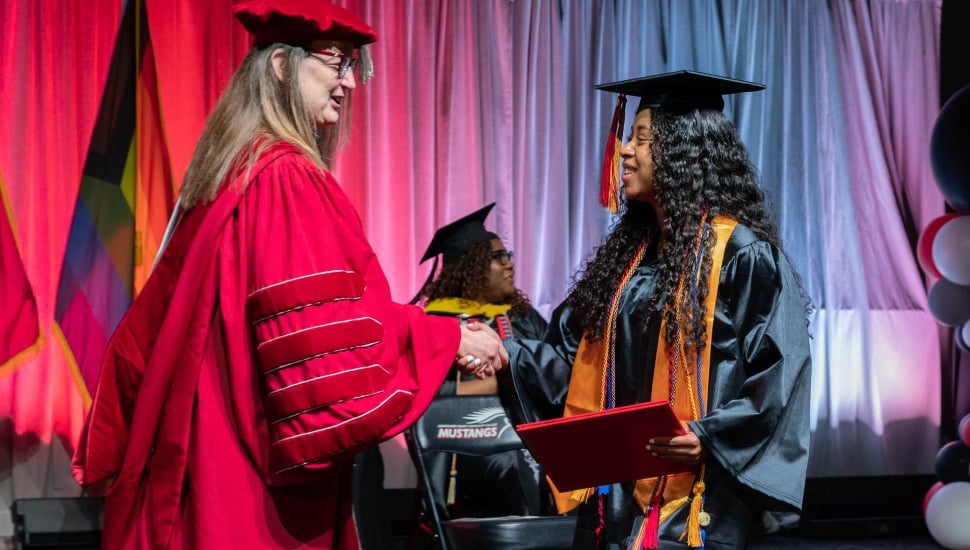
xmin=599 ymin=94 xmax=627 ymax=213
xmin=359 ymin=44 xmax=374 ymax=83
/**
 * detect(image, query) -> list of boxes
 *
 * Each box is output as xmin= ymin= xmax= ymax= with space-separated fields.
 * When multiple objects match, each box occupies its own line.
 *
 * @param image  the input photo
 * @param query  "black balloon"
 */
xmin=931 ymin=84 xmax=970 ymax=213
xmin=935 ymin=441 xmax=970 ymax=484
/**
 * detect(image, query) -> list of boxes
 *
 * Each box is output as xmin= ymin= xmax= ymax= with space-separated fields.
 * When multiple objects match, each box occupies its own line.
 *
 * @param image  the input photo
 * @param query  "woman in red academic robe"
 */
xmin=72 ymin=1 xmax=505 ymax=548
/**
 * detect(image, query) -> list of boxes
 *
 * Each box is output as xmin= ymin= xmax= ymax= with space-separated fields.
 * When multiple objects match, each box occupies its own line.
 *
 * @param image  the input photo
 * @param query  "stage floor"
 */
xmin=750 ymin=534 xmax=941 ymax=549
xmin=399 ymin=533 xmax=943 ymax=549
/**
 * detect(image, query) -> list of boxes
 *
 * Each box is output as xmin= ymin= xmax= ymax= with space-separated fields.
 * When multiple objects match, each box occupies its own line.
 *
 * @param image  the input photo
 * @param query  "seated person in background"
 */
xmin=415 ymin=202 xmax=552 ymax=518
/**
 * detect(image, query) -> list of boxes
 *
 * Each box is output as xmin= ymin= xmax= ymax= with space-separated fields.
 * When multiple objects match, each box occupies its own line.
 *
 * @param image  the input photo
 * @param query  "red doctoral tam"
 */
xmin=234 ymin=0 xmax=378 ymax=47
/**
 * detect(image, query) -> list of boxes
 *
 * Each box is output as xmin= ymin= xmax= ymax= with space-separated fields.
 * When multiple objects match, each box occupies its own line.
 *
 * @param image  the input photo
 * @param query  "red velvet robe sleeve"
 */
xmin=236 ymin=150 xmax=459 ymax=485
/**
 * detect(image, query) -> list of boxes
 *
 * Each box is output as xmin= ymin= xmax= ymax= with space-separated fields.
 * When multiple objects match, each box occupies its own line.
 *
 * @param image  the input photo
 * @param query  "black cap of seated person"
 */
xmin=595 ymin=70 xmax=765 ymax=212
xmin=410 ymin=203 xmax=499 ymax=304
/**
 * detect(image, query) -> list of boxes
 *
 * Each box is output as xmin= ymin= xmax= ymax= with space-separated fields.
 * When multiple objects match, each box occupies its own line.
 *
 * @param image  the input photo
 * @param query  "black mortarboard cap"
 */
xmin=594 ymin=70 xmax=764 ymax=213
xmin=420 ymin=203 xmax=498 ymax=264
xmin=594 ymin=70 xmax=764 ymax=114
xmin=410 ymin=203 xmax=499 ymax=304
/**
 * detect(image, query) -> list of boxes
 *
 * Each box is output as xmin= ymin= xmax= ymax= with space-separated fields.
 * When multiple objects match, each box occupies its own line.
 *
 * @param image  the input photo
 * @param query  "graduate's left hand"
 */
xmin=645 ymin=428 xmax=705 ymax=464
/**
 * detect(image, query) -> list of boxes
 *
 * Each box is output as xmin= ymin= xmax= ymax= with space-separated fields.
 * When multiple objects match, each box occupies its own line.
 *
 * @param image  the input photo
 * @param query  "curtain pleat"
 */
xmin=0 ymin=0 xmax=124 ymax=526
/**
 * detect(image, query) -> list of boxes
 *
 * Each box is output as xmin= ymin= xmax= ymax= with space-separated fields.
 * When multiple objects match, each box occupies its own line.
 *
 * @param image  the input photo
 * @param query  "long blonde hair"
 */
xmin=179 ymin=43 xmax=353 ymax=208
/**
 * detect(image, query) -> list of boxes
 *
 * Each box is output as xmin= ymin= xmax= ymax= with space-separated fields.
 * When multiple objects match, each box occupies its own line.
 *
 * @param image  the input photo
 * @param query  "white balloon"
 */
xmin=926 ymin=481 xmax=970 ymax=549
xmin=933 ymin=216 xmax=970 ymax=285
xmin=960 ymin=321 xmax=970 ymax=351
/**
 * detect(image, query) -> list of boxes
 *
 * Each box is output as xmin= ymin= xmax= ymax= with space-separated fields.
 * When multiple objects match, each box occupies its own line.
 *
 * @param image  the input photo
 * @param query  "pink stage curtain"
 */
xmin=0 ymin=0 xmax=123 ymax=531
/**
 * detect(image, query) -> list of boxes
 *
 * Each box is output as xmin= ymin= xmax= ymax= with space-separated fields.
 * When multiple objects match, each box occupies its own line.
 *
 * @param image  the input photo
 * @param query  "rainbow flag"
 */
xmin=54 ymin=0 xmax=175 ymax=402
xmin=0 ymin=169 xmax=42 ymax=377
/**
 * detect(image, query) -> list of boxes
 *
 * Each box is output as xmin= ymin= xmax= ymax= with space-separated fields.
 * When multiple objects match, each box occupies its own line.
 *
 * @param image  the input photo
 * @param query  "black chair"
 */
xmin=11 ymin=497 xmax=102 ymax=549
xmin=406 ymin=395 xmax=576 ymax=550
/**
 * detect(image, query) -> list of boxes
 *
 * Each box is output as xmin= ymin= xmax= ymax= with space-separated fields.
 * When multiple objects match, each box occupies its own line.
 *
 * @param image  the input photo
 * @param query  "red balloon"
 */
xmin=918 ymin=213 xmax=961 ymax=279
xmin=924 ymin=480 xmax=945 ymax=517
xmin=960 ymin=414 xmax=970 ymax=447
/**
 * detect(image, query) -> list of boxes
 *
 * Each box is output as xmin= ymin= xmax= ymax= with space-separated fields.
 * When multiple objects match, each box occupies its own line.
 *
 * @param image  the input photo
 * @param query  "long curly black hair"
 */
xmin=422 ymin=239 xmax=533 ymax=318
xmin=565 ymin=108 xmax=783 ymax=351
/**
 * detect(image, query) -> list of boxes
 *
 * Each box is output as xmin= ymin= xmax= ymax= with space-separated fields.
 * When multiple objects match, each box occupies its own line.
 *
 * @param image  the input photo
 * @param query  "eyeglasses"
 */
xmin=308 ymin=49 xmax=359 ymax=78
xmin=489 ymin=250 xmax=514 ymax=265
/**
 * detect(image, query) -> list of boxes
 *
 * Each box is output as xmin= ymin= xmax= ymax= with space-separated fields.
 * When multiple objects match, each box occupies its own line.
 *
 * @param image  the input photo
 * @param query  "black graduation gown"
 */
xmin=497 ymin=225 xmax=812 ymax=549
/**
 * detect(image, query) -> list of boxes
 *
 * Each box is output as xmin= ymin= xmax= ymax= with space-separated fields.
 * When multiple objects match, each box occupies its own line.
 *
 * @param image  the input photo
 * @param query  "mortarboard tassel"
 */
xmin=359 ymin=45 xmax=374 ymax=83
xmin=599 ymin=94 xmax=626 ymax=213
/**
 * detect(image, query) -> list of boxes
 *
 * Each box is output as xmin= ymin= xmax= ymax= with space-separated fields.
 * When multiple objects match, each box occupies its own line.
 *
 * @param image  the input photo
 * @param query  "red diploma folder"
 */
xmin=514 ymin=400 xmax=694 ymax=492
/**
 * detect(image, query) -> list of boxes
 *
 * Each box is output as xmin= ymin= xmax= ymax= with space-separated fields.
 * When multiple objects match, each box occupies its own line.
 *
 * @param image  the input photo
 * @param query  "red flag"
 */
xmin=0 ymin=170 xmax=42 ymax=376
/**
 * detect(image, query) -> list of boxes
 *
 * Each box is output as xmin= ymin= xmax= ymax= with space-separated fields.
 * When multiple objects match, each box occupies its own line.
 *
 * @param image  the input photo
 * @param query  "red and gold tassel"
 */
xmin=642 ymin=489 xmax=663 ymax=549
xmin=599 ymin=94 xmax=627 ymax=213
xmin=628 ymin=477 xmax=665 ymax=550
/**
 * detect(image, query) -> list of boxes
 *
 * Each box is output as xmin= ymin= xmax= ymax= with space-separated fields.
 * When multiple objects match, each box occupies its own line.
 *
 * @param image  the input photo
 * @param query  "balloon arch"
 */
xmin=921 ymin=84 xmax=970 ymax=550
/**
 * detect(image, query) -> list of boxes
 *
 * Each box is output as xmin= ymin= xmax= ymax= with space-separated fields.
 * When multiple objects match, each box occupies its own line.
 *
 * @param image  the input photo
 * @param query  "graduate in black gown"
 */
xmin=416 ymin=203 xmax=552 ymax=517
xmin=489 ymin=72 xmax=812 ymax=549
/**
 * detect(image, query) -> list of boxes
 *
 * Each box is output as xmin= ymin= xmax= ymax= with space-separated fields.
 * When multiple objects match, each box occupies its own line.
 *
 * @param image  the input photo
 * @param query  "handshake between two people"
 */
xmin=456 ymin=320 xmax=509 ymax=379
